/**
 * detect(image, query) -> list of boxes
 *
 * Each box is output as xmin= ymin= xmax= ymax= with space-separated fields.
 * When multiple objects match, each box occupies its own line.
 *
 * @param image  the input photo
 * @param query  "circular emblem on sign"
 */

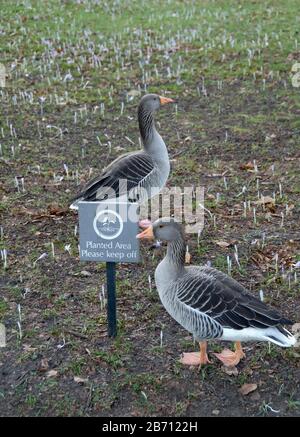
xmin=93 ymin=209 xmax=123 ymax=240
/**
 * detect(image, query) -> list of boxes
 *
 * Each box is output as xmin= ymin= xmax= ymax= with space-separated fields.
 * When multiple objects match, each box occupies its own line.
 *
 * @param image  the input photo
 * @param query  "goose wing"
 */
xmin=176 ymin=269 xmax=291 ymax=330
xmin=72 ymin=151 xmax=155 ymax=202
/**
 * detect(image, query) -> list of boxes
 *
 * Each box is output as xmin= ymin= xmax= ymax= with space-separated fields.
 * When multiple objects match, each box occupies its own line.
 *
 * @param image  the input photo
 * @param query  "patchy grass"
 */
xmin=0 ymin=0 xmax=300 ymax=417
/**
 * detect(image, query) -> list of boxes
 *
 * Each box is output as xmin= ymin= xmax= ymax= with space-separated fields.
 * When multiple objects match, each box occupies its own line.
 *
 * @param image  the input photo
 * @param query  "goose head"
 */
xmin=137 ymin=217 xmax=184 ymax=242
xmin=139 ymin=94 xmax=175 ymax=113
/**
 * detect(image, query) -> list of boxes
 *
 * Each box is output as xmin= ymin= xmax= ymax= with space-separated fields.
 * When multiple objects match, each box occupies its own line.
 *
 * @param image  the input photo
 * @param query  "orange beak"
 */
xmin=136 ymin=226 xmax=154 ymax=240
xmin=159 ymin=96 xmax=175 ymax=105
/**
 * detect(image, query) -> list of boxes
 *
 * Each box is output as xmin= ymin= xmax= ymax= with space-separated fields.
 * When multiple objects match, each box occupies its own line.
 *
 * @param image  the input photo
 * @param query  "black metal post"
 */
xmin=106 ymin=262 xmax=117 ymax=337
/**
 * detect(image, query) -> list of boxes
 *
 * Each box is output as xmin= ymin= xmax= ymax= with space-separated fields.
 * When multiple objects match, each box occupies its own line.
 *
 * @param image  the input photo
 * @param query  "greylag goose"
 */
xmin=70 ymin=94 xmax=174 ymax=209
xmin=137 ymin=218 xmax=296 ymax=366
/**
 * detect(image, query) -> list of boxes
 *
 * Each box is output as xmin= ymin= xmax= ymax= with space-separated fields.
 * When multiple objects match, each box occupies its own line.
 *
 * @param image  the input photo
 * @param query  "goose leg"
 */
xmin=213 ymin=341 xmax=245 ymax=367
xmin=179 ymin=341 xmax=211 ymax=366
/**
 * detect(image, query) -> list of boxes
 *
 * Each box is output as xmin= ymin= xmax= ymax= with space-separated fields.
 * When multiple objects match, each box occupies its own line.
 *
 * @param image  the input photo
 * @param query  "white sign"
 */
xmin=79 ymin=202 xmax=140 ymax=263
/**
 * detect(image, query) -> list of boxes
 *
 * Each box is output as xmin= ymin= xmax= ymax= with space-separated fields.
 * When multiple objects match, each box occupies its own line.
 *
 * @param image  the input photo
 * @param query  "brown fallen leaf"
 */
xmin=240 ymin=161 xmax=255 ymax=171
xmin=255 ymin=196 xmax=276 ymax=213
xmin=185 ymin=252 xmax=191 ymax=264
xmin=239 ymin=383 xmax=257 ymax=396
xmin=215 ymin=241 xmax=231 ymax=248
xmin=255 ymin=195 xmax=275 ymax=206
xmin=46 ymin=370 xmax=58 ymax=378
xmin=215 ymin=239 xmax=238 ymax=248
xmin=47 ymin=204 xmax=68 ymax=216
xmin=38 ymin=358 xmax=49 ymax=372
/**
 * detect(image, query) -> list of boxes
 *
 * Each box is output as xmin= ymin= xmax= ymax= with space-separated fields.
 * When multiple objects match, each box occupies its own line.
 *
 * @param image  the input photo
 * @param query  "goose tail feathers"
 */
xmin=264 ymin=326 xmax=296 ymax=347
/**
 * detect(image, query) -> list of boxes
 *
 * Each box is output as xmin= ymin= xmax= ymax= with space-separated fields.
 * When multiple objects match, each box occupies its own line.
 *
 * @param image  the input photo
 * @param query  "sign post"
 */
xmin=78 ymin=201 xmax=140 ymax=337
xmin=106 ymin=262 xmax=117 ymax=337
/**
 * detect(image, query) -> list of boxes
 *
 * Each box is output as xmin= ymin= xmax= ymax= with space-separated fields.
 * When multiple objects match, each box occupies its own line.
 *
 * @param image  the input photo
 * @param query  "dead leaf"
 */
xmin=256 ymin=196 xmax=276 ymax=213
xmin=222 ymin=365 xmax=239 ymax=376
xmin=80 ymin=270 xmax=92 ymax=277
xmin=255 ymin=196 xmax=275 ymax=206
xmin=74 ymin=376 xmax=88 ymax=384
xmin=185 ymin=252 xmax=191 ymax=264
xmin=38 ymin=358 xmax=49 ymax=372
xmin=23 ymin=344 xmax=37 ymax=353
xmin=239 ymin=383 xmax=257 ymax=396
xmin=46 ymin=370 xmax=58 ymax=378
xmin=215 ymin=241 xmax=231 ymax=248
xmin=240 ymin=161 xmax=255 ymax=171
xmin=251 ymin=250 xmax=272 ymax=270
xmin=47 ymin=204 xmax=68 ymax=216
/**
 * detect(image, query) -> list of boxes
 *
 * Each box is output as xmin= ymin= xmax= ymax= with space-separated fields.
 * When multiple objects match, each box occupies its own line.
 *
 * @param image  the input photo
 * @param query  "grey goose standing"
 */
xmin=137 ymin=218 xmax=295 ymax=366
xmin=70 ymin=94 xmax=174 ymax=209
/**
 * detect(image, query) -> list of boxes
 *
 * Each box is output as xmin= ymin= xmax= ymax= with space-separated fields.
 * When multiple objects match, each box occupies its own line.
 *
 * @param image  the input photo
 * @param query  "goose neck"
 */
xmin=166 ymin=237 xmax=186 ymax=270
xmin=138 ymin=106 xmax=155 ymax=146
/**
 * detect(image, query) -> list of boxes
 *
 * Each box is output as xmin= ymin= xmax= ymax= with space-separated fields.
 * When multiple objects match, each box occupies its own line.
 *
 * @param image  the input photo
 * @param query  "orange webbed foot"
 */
xmin=180 ymin=351 xmax=211 ymax=366
xmin=213 ymin=342 xmax=245 ymax=367
xmin=179 ymin=341 xmax=211 ymax=367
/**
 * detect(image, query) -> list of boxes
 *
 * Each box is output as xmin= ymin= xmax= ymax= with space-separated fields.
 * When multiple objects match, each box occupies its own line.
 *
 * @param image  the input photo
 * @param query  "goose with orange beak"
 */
xmin=70 ymin=94 xmax=175 ymax=209
xmin=137 ymin=218 xmax=295 ymax=367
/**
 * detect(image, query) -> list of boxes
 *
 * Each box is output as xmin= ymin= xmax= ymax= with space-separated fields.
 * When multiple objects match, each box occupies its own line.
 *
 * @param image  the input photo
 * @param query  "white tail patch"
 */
xmin=222 ymin=326 xmax=296 ymax=347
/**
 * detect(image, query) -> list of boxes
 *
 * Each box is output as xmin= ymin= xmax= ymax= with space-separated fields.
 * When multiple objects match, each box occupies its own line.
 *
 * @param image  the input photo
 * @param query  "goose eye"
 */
xmin=159 ymin=224 xmax=163 ymax=228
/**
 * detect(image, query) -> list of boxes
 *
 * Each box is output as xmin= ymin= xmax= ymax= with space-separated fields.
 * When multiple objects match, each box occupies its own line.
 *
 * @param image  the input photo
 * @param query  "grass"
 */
xmin=0 ymin=300 xmax=9 ymax=321
xmin=0 ymin=0 xmax=299 ymax=418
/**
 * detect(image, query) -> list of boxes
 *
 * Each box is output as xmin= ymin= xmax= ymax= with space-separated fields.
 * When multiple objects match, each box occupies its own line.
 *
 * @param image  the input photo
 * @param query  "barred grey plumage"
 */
xmin=143 ymin=218 xmax=296 ymax=347
xmin=70 ymin=94 xmax=173 ymax=209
